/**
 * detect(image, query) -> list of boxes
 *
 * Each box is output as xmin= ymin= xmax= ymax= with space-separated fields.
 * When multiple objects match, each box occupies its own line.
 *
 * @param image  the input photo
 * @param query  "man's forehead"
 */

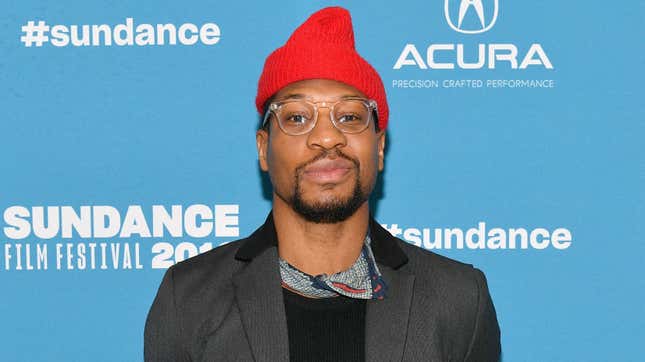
xmin=272 ymin=79 xmax=367 ymax=100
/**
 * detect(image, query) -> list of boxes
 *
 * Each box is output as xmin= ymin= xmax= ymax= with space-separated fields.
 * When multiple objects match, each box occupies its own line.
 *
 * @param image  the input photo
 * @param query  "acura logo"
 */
xmin=445 ymin=0 xmax=499 ymax=34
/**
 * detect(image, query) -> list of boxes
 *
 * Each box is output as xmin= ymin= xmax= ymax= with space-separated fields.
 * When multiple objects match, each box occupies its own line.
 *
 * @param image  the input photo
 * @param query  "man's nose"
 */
xmin=306 ymin=108 xmax=347 ymax=150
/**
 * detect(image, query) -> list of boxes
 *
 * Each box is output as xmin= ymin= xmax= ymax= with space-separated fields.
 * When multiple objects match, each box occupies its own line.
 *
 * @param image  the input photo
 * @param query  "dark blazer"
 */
xmin=144 ymin=213 xmax=501 ymax=362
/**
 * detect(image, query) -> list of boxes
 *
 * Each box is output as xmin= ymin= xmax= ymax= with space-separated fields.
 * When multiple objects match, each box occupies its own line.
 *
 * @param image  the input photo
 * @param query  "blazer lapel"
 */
xmin=232 ymin=246 xmax=289 ymax=362
xmin=366 ymin=265 xmax=415 ymax=362
xmin=366 ymin=217 xmax=415 ymax=362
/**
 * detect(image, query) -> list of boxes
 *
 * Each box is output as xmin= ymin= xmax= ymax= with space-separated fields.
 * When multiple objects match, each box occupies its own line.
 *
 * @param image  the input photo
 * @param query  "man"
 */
xmin=145 ymin=6 xmax=500 ymax=362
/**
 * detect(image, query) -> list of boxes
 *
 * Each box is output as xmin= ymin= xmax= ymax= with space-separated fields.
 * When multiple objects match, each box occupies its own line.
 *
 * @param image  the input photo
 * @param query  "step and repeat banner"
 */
xmin=2 ymin=1 xmax=643 ymax=361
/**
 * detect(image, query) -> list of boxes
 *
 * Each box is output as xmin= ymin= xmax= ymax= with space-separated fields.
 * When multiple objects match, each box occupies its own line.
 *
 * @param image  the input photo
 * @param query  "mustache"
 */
xmin=296 ymin=149 xmax=360 ymax=174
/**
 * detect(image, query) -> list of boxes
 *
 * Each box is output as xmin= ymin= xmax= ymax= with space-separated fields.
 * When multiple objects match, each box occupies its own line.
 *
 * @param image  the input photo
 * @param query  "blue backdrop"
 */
xmin=2 ymin=0 xmax=644 ymax=361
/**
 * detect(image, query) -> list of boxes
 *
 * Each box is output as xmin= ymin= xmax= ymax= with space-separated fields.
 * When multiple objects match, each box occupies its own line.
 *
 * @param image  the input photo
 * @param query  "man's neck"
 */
xmin=272 ymin=197 xmax=369 ymax=276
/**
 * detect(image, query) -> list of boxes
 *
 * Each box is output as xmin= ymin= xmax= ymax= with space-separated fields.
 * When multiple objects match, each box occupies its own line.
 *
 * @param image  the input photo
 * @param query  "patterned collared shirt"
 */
xmin=279 ymin=234 xmax=388 ymax=300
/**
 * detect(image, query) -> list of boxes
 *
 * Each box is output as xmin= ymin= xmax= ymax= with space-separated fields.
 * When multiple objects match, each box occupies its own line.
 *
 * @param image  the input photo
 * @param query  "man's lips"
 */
xmin=301 ymin=158 xmax=355 ymax=183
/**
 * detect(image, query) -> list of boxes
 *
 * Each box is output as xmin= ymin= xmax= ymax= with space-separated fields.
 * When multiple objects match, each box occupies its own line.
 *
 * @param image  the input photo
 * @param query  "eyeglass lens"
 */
xmin=277 ymin=100 xmax=370 ymax=135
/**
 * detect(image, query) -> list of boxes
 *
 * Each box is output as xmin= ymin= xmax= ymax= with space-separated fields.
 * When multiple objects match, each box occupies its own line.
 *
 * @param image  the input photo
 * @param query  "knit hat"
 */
xmin=255 ymin=6 xmax=389 ymax=130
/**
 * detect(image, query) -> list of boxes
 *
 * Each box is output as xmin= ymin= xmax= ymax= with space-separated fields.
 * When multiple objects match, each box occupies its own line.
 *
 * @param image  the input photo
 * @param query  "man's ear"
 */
xmin=256 ymin=129 xmax=269 ymax=172
xmin=377 ymin=130 xmax=386 ymax=171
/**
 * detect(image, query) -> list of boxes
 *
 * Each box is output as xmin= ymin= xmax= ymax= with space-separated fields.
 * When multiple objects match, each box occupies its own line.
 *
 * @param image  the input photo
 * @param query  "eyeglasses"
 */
xmin=262 ymin=97 xmax=378 ymax=136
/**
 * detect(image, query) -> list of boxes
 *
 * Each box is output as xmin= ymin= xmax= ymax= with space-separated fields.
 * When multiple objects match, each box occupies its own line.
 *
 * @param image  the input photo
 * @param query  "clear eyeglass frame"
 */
xmin=261 ymin=97 xmax=378 ymax=136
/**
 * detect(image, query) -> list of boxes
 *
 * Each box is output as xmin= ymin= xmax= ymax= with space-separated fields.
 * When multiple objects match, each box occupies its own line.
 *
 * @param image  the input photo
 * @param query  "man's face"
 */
xmin=256 ymin=79 xmax=385 ymax=223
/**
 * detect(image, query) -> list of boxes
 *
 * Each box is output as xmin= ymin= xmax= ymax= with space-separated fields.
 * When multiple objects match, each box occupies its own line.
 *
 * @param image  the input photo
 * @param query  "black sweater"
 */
xmin=283 ymin=288 xmax=366 ymax=362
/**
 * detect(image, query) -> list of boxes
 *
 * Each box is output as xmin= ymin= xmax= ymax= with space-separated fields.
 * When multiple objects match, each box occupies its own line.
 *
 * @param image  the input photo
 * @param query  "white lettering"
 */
xmin=215 ymin=205 xmax=239 ymax=237
xmin=393 ymin=43 xmax=552 ymax=70
xmin=551 ymin=228 xmax=572 ymax=249
xmin=61 ymin=206 xmax=91 ymax=238
xmin=428 ymin=44 xmax=455 ymax=69
xmin=4 ymin=206 xmax=31 ymax=239
xmin=119 ymin=205 xmax=151 ymax=237
xmin=488 ymin=44 xmax=518 ymax=69
xmin=393 ymin=44 xmax=427 ymax=69
xmin=93 ymin=206 xmax=121 ymax=238
xmin=199 ymin=23 xmax=220 ymax=45
xmin=520 ymin=44 xmax=553 ymax=69
xmin=184 ymin=204 xmax=213 ymax=238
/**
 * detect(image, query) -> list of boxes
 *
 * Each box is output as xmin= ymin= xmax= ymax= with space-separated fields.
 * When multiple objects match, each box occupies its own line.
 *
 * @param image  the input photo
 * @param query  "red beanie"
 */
xmin=255 ymin=6 xmax=389 ymax=130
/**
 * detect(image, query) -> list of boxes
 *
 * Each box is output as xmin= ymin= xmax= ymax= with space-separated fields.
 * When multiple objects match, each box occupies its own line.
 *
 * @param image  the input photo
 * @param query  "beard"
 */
xmin=289 ymin=150 xmax=370 ymax=224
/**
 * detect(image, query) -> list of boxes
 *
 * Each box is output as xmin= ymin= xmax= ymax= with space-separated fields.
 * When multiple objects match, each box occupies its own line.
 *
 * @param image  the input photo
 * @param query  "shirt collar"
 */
xmin=235 ymin=211 xmax=408 ymax=270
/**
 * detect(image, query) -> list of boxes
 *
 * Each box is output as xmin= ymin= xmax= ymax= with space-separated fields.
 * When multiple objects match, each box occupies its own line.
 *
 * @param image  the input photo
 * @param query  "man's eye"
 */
xmin=287 ymin=115 xmax=304 ymax=123
xmin=337 ymin=114 xmax=361 ymax=123
xmin=284 ymin=114 xmax=310 ymax=125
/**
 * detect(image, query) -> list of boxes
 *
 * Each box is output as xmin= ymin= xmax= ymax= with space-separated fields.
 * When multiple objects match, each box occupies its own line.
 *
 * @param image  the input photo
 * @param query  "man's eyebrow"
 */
xmin=280 ymin=93 xmax=307 ymax=100
xmin=279 ymin=93 xmax=365 ymax=100
xmin=339 ymin=94 xmax=364 ymax=99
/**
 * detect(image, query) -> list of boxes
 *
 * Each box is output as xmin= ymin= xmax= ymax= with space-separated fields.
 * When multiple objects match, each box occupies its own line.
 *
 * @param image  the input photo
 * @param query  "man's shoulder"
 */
xmin=387 ymin=239 xmax=500 ymax=360
xmin=396 ymin=238 xmax=472 ymax=269
xmin=171 ymin=238 xmax=245 ymax=276
xmin=148 ymin=238 xmax=253 ymax=344
xmin=164 ymin=238 xmax=249 ymax=297
xmin=391 ymin=238 xmax=494 ymax=333
xmin=392 ymin=237 xmax=487 ymax=294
